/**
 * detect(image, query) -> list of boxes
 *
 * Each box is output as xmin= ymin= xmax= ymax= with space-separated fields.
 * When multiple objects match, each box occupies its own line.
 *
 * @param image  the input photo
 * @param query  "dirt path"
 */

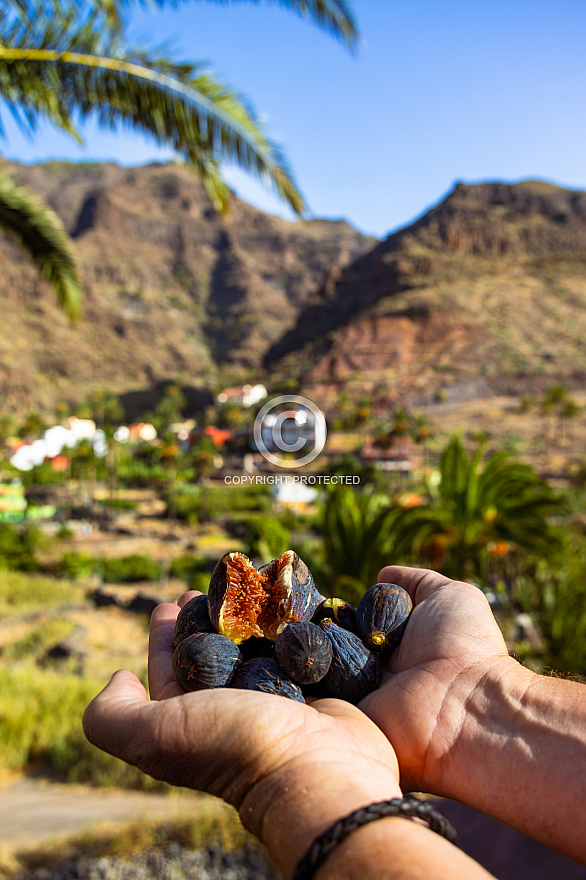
xmin=0 ymin=777 xmax=213 ymax=850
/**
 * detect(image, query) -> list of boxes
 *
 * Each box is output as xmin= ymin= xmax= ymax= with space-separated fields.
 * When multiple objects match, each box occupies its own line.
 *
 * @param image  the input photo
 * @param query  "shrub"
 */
xmin=97 ymin=498 xmax=138 ymax=510
xmin=59 ymin=551 xmax=97 ymax=579
xmin=20 ymin=460 xmax=64 ymax=486
xmin=242 ymin=514 xmax=291 ymax=562
xmin=0 ymin=666 xmax=163 ymax=789
xmin=171 ymin=484 xmax=271 ymax=524
xmin=516 ymin=542 xmax=586 ymax=676
xmin=102 ymin=554 xmax=162 ymax=583
xmin=117 ymin=460 xmax=169 ymax=487
xmin=169 ymin=554 xmax=209 ymax=584
xmin=0 ymin=523 xmax=44 ymax=571
xmin=0 ymin=570 xmax=85 ymax=615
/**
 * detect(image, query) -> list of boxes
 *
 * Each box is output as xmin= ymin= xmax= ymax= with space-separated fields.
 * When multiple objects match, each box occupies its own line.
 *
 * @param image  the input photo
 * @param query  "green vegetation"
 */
xmin=2 ymin=618 xmax=77 ymax=663
xmin=59 ymin=552 xmax=162 ymax=582
xmin=97 ymin=498 xmax=138 ymax=511
xmin=0 ymin=523 xmax=44 ymax=570
xmin=172 ymin=483 xmax=271 ymax=524
xmin=169 ymin=554 xmax=210 ymax=586
xmin=391 ymin=436 xmax=563 ymax=582
xmin=0 ymin=569 xmax=85 ymax=616
xmin=515 ymin=538 xmax=586 ymax=676
xmin=101 ymin=555 xmax=162 ymax=584
xmin=0 ymin=666 xmax=161 ymax=788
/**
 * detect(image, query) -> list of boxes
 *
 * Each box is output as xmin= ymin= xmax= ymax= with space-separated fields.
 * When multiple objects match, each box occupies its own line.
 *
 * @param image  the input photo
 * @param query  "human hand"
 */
xmin=360 ymin=566 xmax=586 ymax=865
xmin=83 ymin=591 xmax=403 ymax=879
xmin=360 ymin=565 xmax=513 ymax=795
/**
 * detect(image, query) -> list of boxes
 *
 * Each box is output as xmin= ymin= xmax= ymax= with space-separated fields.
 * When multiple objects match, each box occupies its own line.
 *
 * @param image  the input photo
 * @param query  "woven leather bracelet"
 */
xmin=291 ymin=794 xmax=457 ymax=880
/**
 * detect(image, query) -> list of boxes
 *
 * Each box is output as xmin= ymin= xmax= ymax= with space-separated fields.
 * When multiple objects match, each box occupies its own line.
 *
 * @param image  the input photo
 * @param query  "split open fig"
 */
xmin=208 ymin=550 xmax=323 ymax=645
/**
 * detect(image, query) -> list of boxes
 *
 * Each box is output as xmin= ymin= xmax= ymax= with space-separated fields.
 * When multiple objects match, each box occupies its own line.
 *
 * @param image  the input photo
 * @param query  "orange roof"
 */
xmin=204 ymin=426 xmax=230 ymax=446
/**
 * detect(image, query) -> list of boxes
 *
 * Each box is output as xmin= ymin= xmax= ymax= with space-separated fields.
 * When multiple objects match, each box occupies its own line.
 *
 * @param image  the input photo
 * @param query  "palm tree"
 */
xmin=392 ymin=435 xmax=563 ymax=586
xmin=311 ymin=485 xmax=400 ymax=601
xmin=519 ymin=536 xmax=586 ymax=676
xmin=0 ymin=0 xmax=358 ymax=316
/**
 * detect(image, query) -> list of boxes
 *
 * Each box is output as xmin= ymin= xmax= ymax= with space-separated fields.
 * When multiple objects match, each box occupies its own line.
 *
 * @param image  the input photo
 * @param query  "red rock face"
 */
xmin=266 ymin=180 xmax=586 ymax=405
xmin=310 ymin=312 xmax=481 ymax=391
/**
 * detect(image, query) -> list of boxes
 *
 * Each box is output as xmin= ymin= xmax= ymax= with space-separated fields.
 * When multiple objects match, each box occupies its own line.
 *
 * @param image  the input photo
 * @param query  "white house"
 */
xmin=216 ymin=384 xmax=267 ymax=408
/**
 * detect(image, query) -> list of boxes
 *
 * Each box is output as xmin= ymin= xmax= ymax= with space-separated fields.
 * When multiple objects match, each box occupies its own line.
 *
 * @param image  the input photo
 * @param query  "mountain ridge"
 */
xmin=0 ymin=159 xmax=374 ymax=414
xmin=2 ymin=164 xmax=586 ymax=417
xmin=265 ymin=180 xmax=586 ymax=406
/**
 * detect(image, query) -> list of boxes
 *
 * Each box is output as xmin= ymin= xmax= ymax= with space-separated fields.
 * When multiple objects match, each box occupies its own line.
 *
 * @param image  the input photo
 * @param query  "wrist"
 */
xmin=239 ymin=758 xmax=402 ymax=879
xmin=440 ymin=657 xmax=586 ymax=861
xmin=433 ymin=654 xmax=535 ymax=800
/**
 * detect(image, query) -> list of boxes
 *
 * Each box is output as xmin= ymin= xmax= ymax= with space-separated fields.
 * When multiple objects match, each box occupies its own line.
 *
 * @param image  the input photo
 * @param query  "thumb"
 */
xmin=83 ymin=669 xmax=151 ymax=762
xmin=377 ymin=565 xmax=452 ymax=604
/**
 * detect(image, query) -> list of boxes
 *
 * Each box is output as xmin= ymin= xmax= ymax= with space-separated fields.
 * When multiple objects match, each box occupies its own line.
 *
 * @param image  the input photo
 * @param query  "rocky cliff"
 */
xmin=3 ymin=165 xmax=586 ymax=417
xmin=0 ymin=160 xmax=374 ymax=414
xmin=265 ymin=181 xmax=586 ymax=405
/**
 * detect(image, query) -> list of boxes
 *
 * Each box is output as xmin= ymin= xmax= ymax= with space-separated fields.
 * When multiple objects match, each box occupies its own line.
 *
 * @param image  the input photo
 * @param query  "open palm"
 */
xmin=361 ymin=565 xmax=510 ymax=794
xmin=84 ymin=591 xmax=401 ymax=846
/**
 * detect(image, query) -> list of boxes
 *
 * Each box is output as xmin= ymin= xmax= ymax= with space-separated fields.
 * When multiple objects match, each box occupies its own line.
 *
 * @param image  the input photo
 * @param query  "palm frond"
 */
xmin=2 ymin=0 xmax=358 ymax=49
xmin=0 ymin=46 xmax=306 ymax=213
xmin=0 ymin=1 xmax=123 ymax=36
xmin=119 ymin=0 xmax=359 ymax=51
xmin=0 ymin=167 xmax=82 ymax=318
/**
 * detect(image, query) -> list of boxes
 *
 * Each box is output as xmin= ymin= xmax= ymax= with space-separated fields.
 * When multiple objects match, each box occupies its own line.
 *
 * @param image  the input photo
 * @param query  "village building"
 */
xmin=360 ymin=438 xmax=414 ymax=473
xmin=216 ymin=384 xmax=267 ymax=408
xmin=271 ymin=480 xmax=319 ymax=514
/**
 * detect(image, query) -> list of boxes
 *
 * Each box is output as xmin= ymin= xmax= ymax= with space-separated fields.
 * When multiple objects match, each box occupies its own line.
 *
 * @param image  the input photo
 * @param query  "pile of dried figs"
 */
xmin=172 ymin=550 xmax=412 ymax=704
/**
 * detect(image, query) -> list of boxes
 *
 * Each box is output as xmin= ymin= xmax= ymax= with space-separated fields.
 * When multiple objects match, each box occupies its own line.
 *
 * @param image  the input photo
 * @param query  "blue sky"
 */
xmin=2 ymin=0 xmax=585 ymax=238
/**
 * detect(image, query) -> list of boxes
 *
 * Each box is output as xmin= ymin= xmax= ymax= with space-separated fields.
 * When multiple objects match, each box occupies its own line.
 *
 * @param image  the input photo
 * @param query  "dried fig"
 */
xmin=275 ymin=620 xmax=333 ymax=685
xmin=320 ymin=619 xmax=381 ymax=703
xmin=172 ymin=632 xmax=243 ymax=691
xmin=312 ymin=597 xmax=359 ymax=634
xmin=173 ymin=594 xmax=216 ymax=647
xmin=356 ymin=583 xmax=413 ymax=651
xmin=230 ymin=657 xmax=305 ymax=702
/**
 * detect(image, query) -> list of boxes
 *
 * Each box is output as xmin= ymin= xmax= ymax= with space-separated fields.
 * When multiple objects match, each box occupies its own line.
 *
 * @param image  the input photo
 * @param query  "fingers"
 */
xmin=83 ymin=669 xmax=153 ymax=764
xmin=178 ymin=590 xmax=203 ymax=608
xmin=148 ymin=602 xmax=183 ymax=700
xmin=148 ymin=593 xmax=205 ymax=700
xmin=377 ymin=565 xmax=453 ymax=604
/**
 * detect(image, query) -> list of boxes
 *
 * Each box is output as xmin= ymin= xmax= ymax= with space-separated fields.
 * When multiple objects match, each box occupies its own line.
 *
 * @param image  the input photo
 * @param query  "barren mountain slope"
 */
xmin=0 ymin=160 xmax=374 ymax=414
xmin=266 ymin=181 xmax=586 ymax=405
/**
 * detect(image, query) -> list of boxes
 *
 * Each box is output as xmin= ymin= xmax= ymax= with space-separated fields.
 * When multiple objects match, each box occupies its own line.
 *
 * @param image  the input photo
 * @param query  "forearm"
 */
xmin=241 ymin=763 xmax=494 ymax=880
xmin=439 ymin=657 xmax=586 ymax=863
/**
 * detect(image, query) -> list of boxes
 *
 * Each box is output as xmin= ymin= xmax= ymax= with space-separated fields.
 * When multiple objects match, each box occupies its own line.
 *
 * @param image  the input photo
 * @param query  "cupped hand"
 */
xmin=83 ymin=592 xmax=402 ymax=872
xmin=360 ymin=566 xmax=511 ymax=795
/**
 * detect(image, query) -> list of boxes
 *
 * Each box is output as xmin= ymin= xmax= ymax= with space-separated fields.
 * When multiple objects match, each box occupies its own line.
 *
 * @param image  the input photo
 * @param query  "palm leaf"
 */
xmin=0 ymin=167 xmax=82 ymax=317
xmin=116 ymin=0 xmax=359 ymax=50
xmin=0 ymin=45 xmax=306 ymax=213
